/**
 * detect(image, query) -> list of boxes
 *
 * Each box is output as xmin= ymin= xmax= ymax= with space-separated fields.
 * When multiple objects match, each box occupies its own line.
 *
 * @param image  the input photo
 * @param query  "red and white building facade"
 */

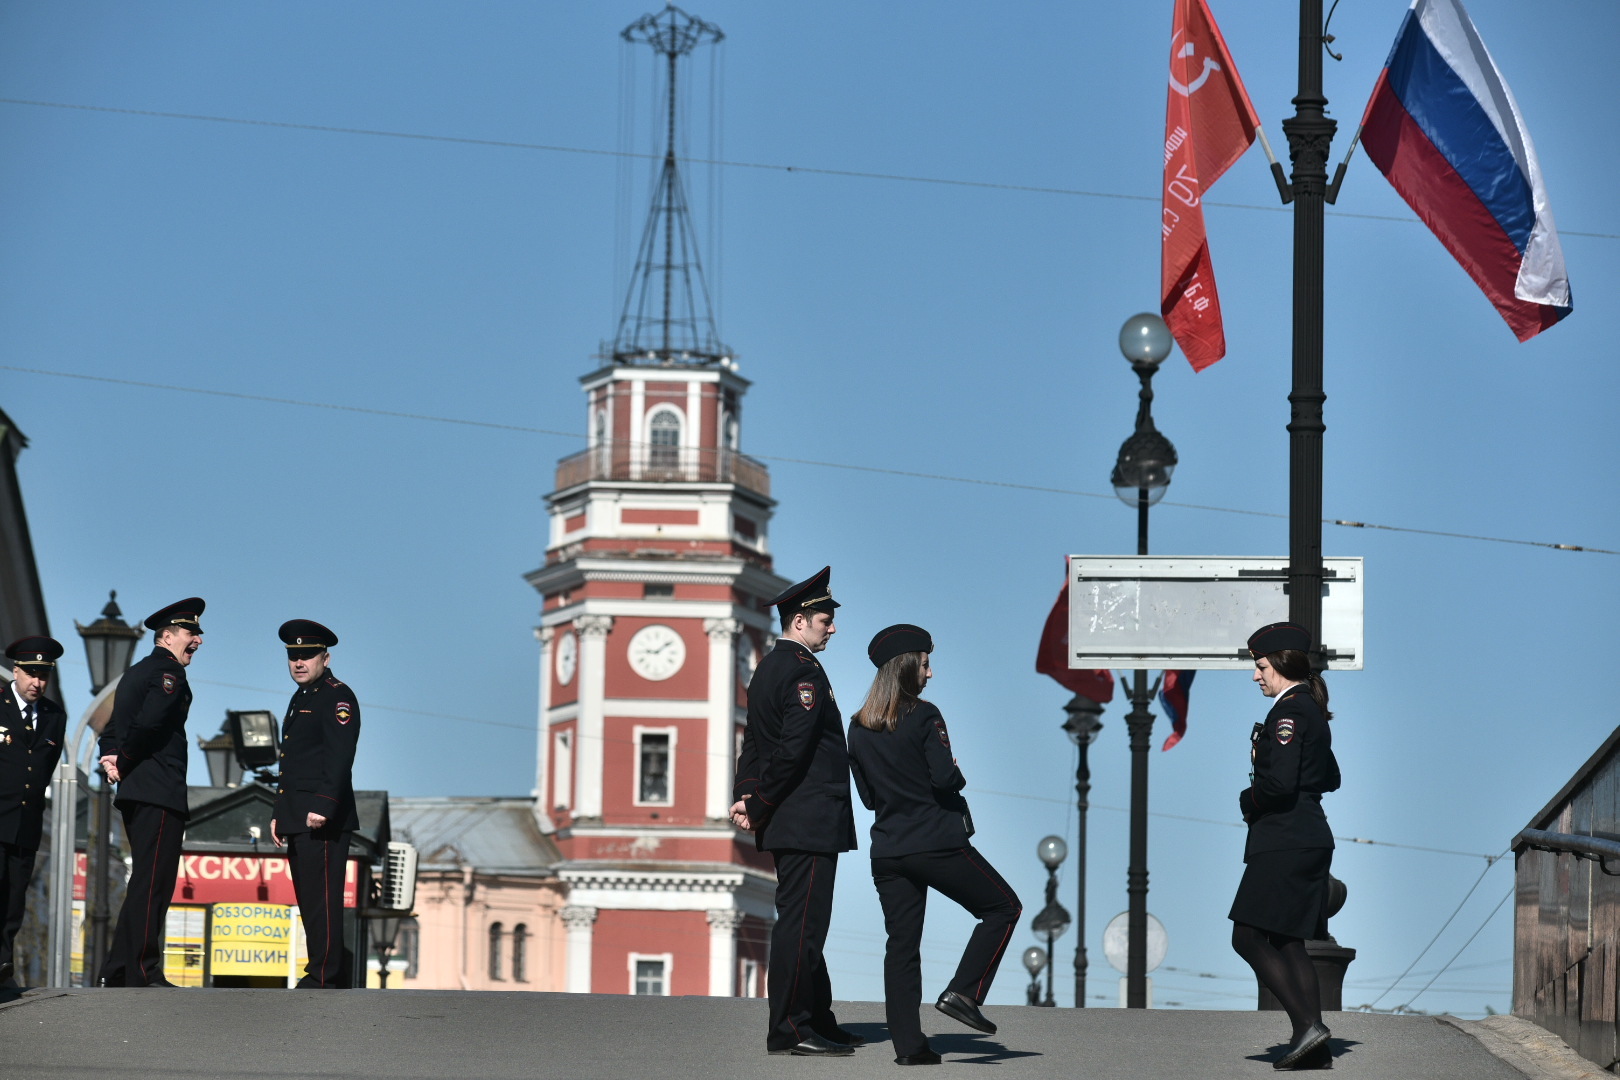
xmin=525 ymin=358 xmax=787 ymax=997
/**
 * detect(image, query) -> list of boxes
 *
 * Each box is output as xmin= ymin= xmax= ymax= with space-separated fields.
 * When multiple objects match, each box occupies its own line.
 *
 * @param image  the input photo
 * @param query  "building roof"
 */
xmin=390 ymin=797 xmax=562 ymax=877
xmin=185 ymin=783 xmax=392 ymax=859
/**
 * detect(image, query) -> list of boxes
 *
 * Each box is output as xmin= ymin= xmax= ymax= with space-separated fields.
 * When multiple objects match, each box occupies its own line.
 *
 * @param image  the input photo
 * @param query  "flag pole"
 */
xmin=1282 ymin=0 xmax=1335 ymax=665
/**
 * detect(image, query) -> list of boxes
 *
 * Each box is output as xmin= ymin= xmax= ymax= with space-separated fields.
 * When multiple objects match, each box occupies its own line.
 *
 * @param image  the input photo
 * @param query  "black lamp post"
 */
xmin=1031 ymin=835 xmax=1070 ymax=1008
xmin=1110 ymin=313 xmax=1176 ymax=1010
xmin=1062 ymin=695 xmax=1104 ymax=1009
xmin=368 ymin=911 xmax=404 ymax=989
xmin=73 ymin=591 xmax=144 ymax=986
xmin=1022 ymin=946 xmax=1047 ymax=1007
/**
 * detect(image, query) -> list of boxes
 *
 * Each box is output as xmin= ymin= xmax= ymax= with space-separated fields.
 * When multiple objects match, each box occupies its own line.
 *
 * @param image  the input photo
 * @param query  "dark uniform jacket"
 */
xmin=272 ymin=673 xmax=361 ymax=834
xmin=1240 ymin=685 xmax=1340 ymax=857
xmin=734 ymin=638 xmax=856 ymax=854
xmin=0 ymin=683 xmax=67 ymax=850
xmin=847 ymin=700 xmax=972 ymax=859
xmin=99 ymin=647 xmax=193 ymax=818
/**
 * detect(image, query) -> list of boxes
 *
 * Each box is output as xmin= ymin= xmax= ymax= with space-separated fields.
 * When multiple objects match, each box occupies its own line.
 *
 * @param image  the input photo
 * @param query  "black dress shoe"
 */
xmin=0 ymin=961 xmax=14 ymax=984
xmin=936 ymin=990 xmax=997 ymax=1035
xmin=818 ymin=1027 xmax=867 ymax=1047
xmin=768 ymin=1032 xmax=856 ymax=1057
xmin=895 ymin=1048 xmax=943 ymax=1065
xmin=1275 ymin=1023 xmax=1331 ymax=1070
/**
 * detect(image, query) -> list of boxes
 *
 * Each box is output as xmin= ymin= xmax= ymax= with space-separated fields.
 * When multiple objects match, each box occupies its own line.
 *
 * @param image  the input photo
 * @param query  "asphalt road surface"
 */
xmin=0 ymin=989 xmax=1533 ymax=1080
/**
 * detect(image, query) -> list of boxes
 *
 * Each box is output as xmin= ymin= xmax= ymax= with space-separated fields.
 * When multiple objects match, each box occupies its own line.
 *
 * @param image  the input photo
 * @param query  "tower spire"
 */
xmin=613 ymin=4 xmax=729 ymax=367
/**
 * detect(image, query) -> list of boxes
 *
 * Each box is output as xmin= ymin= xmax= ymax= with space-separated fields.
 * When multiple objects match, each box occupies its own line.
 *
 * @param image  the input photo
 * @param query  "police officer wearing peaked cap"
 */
xmin=270 ymin=619 xmax=361 ymax=989
xmin=0 ymin=637 xmax=68 ymax=985
xmin=98 ymin=598 xmax=205 ymax=988
xmin=732 ymin=566 xmax=861 ymax=1057
xmin=1229 ymin=621 xmax=1342 ymax=1070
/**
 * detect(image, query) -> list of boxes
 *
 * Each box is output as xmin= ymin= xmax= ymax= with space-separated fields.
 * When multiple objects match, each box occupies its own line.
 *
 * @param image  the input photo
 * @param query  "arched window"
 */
xmin=488 ymin=922 xmax=504 ymax=981
xmin=647 ymin=407 xmax=682 ymax=473
xmin=512 ymin=924 xmax=529 ymax=983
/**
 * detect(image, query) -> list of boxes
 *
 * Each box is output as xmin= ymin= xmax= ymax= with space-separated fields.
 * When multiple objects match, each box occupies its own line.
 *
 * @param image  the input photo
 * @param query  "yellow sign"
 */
xmin=163 ymin=905 xmax=207 ymax=987
xmin=210 ymin=903 xmax=303 ymax=977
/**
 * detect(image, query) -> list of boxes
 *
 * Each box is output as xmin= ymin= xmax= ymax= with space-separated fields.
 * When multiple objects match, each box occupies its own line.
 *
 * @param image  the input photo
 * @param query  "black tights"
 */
xmin=1232 ymin=922 xmax=1322 ymax=1039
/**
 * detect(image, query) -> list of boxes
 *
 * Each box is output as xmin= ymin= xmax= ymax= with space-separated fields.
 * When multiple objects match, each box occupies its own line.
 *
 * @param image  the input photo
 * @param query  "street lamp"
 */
xmin=74 ymin=590 xmax=144 ymax=986
xmin=368 ymin=911 xmax=404 ymax=989
xmin=1031 ymin=835 xmax=1070 ymax=1008
xmin=1022 ymin=946 xmax=1047 ymax=1007
xmin=1062 ymin=696 xmax=1104 ymax=1009
xmin=1110 ymin=313 xmax=1177 ymax=1010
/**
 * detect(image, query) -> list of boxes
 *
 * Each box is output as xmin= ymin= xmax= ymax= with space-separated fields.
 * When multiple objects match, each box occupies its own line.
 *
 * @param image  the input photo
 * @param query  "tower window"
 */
xmin=488 ymin=922 xmax=504 ymax=981
xmin=632 ymin=955 xmax=670 ymax=995
xmin=643 ymin=583 xmax=674 ymax=599
xmin=636 ymin=729 xmax=673 ymax=805
xmin=647 ymin=408 xmax=682 ymax=472
xmin=512 ymin=924 xmax=529 ymax=983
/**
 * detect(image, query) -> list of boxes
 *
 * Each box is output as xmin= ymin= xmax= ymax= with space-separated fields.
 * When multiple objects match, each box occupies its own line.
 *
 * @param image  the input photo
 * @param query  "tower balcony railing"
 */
xmin=554 ymin=443 xmax=770 ymax=498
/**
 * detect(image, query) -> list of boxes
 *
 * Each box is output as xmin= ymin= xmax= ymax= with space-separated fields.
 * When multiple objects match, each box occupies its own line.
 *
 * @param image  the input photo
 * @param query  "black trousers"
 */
xmin=288 ymin=830 xmax=351 ymax=988
xmin=100 ymin=801 xmax=185 ymax=987
xmin=767 ymin=849 xmax=841 ymax=1050
xmin=0 ymin=841 xmax=37 ymax=979
xmin=871 ymin=846 xmax=1021 ymax=1056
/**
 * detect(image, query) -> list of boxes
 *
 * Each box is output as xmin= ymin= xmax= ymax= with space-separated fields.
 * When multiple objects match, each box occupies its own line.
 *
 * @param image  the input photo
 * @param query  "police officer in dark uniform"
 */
xmin=847 ymin=625 xmax=1021 ymax=1066
xmin=731 ymin=566 xmax=860 ymax=1057
xmin=97 ymin=598 xmax=205 ymax=988
xmin=0 ymin=637 xmax=68 ymax=985
xmin=269 ymin=620 xmax=361 ymax=989
xmin=1229 ymin=621 xmax=1341 ymax=1071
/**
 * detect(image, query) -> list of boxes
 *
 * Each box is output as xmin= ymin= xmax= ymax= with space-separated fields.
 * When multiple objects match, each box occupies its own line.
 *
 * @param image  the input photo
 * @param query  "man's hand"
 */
xmin=99 ymin=755 xmax=120 ymax=783
xmin=728 ymin=799 xmax=754 ymax=832
xmin=270 ymin=818 xmax=284 ymax=847
xmin=306 ymin=812 xmax=327 ymax=831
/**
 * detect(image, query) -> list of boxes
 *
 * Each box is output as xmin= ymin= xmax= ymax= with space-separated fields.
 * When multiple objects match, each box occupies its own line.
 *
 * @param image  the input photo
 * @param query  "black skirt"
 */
xmin=1228 ymin=847 xmax=1332 ymax=940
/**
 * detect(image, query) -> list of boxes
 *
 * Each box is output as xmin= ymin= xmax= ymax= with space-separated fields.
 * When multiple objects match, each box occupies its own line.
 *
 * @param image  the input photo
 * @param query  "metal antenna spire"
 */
xmin=612 ymin=4 xmax=729 ymax=367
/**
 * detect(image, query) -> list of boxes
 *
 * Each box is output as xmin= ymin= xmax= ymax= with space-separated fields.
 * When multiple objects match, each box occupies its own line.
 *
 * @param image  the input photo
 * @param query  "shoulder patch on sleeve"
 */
xmin=161 ymin=673 xmax=177 ymax=695
xmin=335 ymin=702 xmax=354 ymax=725
xmin=1275 ymin=718 xmax=1297 ymax=745
xmin=796 ymin=682 xmax=816 ymax=709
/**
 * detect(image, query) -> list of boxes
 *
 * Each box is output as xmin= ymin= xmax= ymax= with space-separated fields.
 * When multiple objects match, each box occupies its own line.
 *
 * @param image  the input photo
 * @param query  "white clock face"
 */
xmin=736 ymin=635 xmax=757 ymax=686
xmin=554 ymin=631 xmax=578 ymax=686
xmin=628 ymin=624 xmax=686 ymax=681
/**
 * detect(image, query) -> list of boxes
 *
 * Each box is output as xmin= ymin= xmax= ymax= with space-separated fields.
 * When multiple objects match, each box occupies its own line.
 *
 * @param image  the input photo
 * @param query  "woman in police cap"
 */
xmin=847 ymin=625 xmax=1021 ymax=1066
xmin=1230 ymin=621 xmax=1341 ymax=1071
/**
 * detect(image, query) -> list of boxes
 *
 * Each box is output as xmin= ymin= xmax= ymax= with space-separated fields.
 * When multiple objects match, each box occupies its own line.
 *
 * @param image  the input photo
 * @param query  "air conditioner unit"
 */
xmin=381 ymin=841 xmax=418 ymax=911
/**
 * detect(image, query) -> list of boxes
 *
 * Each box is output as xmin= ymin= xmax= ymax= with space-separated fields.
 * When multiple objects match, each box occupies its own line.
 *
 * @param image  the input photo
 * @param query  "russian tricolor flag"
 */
xmin=1361 ymin=0 xmax=1572 ymax=341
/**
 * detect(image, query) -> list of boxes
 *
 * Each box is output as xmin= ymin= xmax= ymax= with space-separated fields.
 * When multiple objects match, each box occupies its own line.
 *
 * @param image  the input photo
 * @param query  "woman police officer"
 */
xmin=847 ymin=625 xmax=1021 ymax=1066
xmin=1230 ymin=621 xmax=1341 ymax=1071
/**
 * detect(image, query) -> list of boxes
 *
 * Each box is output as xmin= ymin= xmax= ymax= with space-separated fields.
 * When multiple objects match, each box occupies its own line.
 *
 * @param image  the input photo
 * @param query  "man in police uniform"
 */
xmin=269 ymin=620 xmax=361 ymax=989
xmin=97 ymin=598 xmax=204 ymax=988
xmin=0 ymin=637 xmax=67 ymax=985
xmin=731 ymin=567 xmax=859 ymax=1057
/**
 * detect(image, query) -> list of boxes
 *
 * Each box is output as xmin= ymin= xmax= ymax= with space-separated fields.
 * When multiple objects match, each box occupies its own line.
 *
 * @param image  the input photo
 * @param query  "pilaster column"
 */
xmin=560 ymin=905 xmax=598 ymax=994
xmin=703 ymin=618 xmax=742 ymax=821
xmin=575 ymin=615 xmax=614 ymax=820
xmin=533 ymin=627 xmax=555 ymax=814
xmin=706 ymin=909 xmax=746 ymax=996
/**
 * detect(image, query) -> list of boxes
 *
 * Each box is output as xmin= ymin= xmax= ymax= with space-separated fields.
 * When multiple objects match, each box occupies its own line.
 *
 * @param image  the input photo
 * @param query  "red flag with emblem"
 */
xmin=1035 ymin=562 xmax=1114 ymax=704
xmin=1161 ymin=0 xmax=1261 ymax=371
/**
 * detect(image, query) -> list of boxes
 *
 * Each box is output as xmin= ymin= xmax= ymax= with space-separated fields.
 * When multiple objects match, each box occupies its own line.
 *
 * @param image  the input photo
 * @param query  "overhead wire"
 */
xmin=1359 ymin=852 xmax=1509 ymax=1009
xmin=4 ymin=362 xmax=1614 ymax=557
xmin=1399 ymin=885 xmax=1516 ymax=1011
xmin=1 ymin=97 xmax=1616 ymax=241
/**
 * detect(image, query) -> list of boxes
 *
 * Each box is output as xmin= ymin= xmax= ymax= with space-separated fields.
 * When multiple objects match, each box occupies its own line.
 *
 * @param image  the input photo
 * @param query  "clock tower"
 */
xmin=525 ymin=356 xmax=786 ymax=998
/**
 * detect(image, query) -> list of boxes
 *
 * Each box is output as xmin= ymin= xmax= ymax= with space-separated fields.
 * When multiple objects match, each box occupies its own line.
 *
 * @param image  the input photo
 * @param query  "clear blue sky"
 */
xmin=3 ymin=0 xmax=1617 ymax=1017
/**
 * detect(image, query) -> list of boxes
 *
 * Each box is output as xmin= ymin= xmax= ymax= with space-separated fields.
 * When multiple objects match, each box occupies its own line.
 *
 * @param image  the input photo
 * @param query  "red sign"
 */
xmin=173 ymin=853 xmax=359 ymax=908
xmin=73 ymin=851 xmax=87 ymax=901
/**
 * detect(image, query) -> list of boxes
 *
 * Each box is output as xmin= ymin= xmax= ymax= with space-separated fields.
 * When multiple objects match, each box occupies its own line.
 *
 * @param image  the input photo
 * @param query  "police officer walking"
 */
xmin=847 ymin=625 xmax=1021 ymax=1066
xmin=0 ymin=637 xmax=68 ymax=985
xmin=731 ymin=567 xmax=861 ymax=1057
xmin=1230 ymin=621 xmax=1342 ymax=1071
xmin=269 ymin=620 xmax=361 ymax=989
xmin=97 ymin=598 xmax=205 ymax=988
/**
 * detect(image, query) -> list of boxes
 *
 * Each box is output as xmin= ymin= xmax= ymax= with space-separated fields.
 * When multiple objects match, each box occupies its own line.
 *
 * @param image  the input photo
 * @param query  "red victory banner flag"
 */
xmin=1035 ymin=561 xmax=1115 ymax=705
xmin=1161 ymin=0 xmax=1261 ymax=371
